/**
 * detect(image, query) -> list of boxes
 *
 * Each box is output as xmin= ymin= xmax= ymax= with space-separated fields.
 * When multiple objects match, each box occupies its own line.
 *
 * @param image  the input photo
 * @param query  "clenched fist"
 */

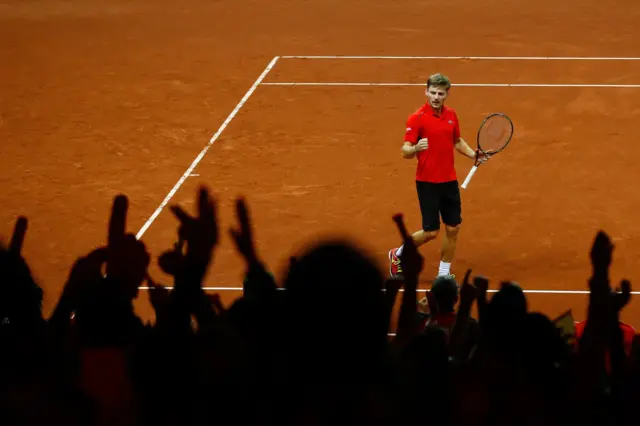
xmin=415 ymin=138 xmax=429 ymax=152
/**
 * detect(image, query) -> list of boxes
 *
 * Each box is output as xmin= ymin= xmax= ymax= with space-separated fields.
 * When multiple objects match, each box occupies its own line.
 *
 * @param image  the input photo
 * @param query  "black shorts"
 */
xmin=416 ymin=180 xmax=462 ymax=231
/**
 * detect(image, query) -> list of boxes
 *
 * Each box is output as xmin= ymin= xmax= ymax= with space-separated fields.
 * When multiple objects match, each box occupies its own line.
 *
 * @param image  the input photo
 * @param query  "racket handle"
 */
xmin=460 ymin=166 xmax=478 ymax=189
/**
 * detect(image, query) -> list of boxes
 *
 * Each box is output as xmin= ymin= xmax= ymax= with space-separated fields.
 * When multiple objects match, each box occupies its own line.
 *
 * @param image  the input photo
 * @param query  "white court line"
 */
xmin=139 ymin=287 xmax=245 ymax=291
xmin=261 ymin=82 xmax=640 ymax=88
xmin=138 ymin=287 xmax=630 ymax=295
xmin=135 ymin=56 xmax=280 ymax=240
xmin=281 ymin=55 xmax=640 ymax=61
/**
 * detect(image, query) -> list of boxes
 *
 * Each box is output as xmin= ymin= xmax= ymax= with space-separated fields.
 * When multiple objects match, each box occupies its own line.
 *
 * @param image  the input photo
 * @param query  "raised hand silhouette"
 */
xmin=229 ymin=196 xmax=276 ymax=303
xmin=105 ymin=195 xmax=150 ymax=300
xmin=168 ymin=186 xmax=218 ymax=293
xmin=229 ymin=196 xmax=259 ymax=266
xmin=50 ymin=194 xmax=149 ymax=346
xmin=1 ymin=216 xmax=44 ymax=332
xmin=8 ymin=216 xmax=28 ymax=255
xmin=392 ymin=213 xmax=424 ymax=345
xmin=392 ymin=213 xmax=424 ymax=285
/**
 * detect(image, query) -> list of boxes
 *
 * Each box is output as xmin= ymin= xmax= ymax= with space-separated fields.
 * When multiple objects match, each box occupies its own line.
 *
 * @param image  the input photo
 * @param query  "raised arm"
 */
xmin=402 ymin=141 xmax=417 ymax=159
xmin=402 ymin=114 xmax=427 ymax=159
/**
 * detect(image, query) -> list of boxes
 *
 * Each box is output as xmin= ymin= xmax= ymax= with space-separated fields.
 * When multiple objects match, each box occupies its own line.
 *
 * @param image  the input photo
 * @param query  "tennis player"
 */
xmin=389 ymin=73 xmax=489 ymax=279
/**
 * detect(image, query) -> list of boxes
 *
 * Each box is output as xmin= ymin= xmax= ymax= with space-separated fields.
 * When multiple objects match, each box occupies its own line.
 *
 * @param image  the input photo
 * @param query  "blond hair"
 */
xmin=427 ymin=73 xmax=451 ymax=90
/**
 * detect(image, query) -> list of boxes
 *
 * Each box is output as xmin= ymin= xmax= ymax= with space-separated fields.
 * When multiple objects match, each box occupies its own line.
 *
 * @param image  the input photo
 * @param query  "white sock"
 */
xmin=438 ymin=261 xmax=451 ymax=276
xmin=395 ymin=245 xmax=404 ymax=256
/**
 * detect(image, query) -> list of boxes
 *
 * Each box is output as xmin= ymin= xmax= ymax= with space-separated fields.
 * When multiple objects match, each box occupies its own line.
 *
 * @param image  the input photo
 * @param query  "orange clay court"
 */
xmin=1 ymin=0 xmax=640 ymax=329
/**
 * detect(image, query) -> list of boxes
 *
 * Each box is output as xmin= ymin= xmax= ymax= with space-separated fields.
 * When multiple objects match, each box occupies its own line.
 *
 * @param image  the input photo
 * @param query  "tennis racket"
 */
xmin=460 ymin=113 xmax=514 ymax=189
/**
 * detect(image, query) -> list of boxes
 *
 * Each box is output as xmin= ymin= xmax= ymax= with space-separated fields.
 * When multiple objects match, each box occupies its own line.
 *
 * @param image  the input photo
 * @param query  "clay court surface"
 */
xmin=1 ymin=0 xmax=640 ymax=326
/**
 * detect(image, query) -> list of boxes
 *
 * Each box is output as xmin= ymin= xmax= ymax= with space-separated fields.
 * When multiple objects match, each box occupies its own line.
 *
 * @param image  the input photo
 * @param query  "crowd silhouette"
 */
xmin=1 ymin=186 xmax=638 ymax=426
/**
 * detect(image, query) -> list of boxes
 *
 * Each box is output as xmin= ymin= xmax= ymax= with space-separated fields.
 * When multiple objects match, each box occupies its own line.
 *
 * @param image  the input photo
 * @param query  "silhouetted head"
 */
xmin=489 ymin=281 xmax=528 ymax=319
xmin=74 ymin=276 xmax=142 ymax=348
xmin=283 ymin=239 xmax=387 ymax=361
xmin=431 ymin=275 xmax=459 ymax=313
xmin=520 ymin=312 xmax=570 ymax=373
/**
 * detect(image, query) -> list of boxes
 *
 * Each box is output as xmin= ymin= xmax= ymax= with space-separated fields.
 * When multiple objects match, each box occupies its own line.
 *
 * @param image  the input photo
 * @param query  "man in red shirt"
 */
xmin=389 ymin=74 xmax=489 ymax=279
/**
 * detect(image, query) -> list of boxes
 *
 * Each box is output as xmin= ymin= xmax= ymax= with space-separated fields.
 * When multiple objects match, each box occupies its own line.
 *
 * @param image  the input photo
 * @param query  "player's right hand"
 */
xmin=415 ymin=138 xmax=429 ymax=152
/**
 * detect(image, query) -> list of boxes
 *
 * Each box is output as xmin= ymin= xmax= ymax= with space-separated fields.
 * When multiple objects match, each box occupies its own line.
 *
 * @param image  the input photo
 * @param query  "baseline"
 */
xmin=261 ymin=82 xmax=640 ymax=88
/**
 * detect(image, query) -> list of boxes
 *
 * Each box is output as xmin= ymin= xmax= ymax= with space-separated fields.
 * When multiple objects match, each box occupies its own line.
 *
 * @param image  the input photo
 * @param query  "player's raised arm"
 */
xmin=402 ymin=139 xmax=429 ymax=159
xmin=402 ymin=114 xmax=427 ymax=159
xmin=402 ymin=141 xmax=416 ymax=159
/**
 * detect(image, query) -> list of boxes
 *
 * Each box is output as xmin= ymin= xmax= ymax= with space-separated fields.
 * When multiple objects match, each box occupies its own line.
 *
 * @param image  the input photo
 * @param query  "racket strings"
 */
xmin=478 ymin=116 xmax=512 ymax=153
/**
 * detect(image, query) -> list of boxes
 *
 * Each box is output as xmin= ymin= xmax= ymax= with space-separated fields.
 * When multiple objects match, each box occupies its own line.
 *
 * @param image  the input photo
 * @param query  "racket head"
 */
xmin=476 ymin=113 xmax=514 ymax=156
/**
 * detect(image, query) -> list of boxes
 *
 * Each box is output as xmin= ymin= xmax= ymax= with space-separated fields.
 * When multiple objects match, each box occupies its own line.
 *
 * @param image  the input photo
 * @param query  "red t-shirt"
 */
xmin=575 ymin=320 xmax=635 ymax=355
xmin=575 ymin=320 xmax=635 ymax=374
xmin=404 ymin=103 xmax=461 ymax=183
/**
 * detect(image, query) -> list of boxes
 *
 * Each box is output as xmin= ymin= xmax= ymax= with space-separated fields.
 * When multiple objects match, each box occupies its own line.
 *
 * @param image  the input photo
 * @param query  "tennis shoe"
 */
xmin=388 ymin=248 xmax=404 ymax=279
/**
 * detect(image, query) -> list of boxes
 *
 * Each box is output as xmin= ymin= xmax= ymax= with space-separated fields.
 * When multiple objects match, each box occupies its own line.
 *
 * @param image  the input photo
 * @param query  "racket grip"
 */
xmin=460 ymin=166 xmax=478 ymax=189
